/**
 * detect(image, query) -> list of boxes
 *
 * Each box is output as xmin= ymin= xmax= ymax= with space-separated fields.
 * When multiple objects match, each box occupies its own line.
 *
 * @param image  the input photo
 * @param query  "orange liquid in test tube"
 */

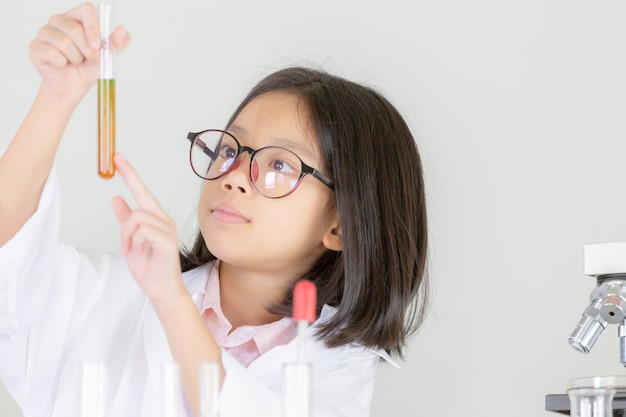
xmin=98 ymin=3 xmax=115 ymax=179
xmin=98 ymin=79 xmax=115 ymax=178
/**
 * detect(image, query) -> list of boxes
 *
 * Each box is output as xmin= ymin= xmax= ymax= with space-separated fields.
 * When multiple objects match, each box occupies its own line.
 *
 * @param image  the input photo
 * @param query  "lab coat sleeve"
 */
xmin=0 ymin=167 xmax=62 ymax=333
xmin=0 ymin=167 xmax=107 ymax=411
xmin=219 ymin=341 xmax=381 ymax=417
xmin=0 ymin=167 xmax=68 ymax=412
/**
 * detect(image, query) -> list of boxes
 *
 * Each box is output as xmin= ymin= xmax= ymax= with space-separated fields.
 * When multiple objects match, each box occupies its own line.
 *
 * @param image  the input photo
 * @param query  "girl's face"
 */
xmin=198 ymin=91 xmax=340 ymax=277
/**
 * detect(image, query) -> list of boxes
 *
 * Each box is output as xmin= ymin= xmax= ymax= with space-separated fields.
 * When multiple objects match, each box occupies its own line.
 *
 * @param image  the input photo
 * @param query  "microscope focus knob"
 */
xmin=599 ymin=285 xmax=626 ymax=324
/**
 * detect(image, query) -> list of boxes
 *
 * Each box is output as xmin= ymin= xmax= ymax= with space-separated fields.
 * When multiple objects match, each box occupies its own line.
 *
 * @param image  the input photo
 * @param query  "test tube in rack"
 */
xmin=80 ymin=361 xmax=107 ymax=417
xmin=199 ymin=361 xmax=220 ymax=417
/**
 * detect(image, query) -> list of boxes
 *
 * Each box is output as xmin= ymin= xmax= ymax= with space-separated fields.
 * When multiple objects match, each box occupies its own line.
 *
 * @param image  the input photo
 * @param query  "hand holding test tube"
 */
xmin=98 ymin=3 xmax=116 ymax=179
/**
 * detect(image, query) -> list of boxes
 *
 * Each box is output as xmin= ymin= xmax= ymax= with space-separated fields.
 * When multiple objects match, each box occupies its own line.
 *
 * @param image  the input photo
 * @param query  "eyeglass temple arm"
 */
xmin=187 ymin=132 xmax=217 ymax=160
xmin=301 ymin=163 xmax=334 ymax=190
xmin=311 ymin=169 xmax=334 ymax=190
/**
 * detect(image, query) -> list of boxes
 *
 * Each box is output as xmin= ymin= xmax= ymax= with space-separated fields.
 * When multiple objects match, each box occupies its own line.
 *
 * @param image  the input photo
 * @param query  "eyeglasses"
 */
xmin=186 ymin=129 xmax=334 ymax=199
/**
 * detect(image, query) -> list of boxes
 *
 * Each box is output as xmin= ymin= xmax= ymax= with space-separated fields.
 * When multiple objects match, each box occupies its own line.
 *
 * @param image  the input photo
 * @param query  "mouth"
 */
xmin=210 ymin=203 xmax=249 ymax=224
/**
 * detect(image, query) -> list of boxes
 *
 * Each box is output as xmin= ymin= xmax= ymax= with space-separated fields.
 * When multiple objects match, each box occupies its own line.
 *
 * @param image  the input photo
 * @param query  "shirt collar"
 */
xmin=187 ymin=261 xmax=398 ymax=367
xmin=199 ymin=261 xmax=297 ymax=355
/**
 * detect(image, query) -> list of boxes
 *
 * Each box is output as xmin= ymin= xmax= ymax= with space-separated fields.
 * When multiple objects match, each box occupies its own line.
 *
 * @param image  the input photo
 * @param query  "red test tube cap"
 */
xmin=293 ymin=280 xmax=317 ymax=323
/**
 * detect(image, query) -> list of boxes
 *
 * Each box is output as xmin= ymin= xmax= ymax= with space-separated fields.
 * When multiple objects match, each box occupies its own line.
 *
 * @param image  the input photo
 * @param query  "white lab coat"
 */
xmin=0 ymin=168 xmax=395 ymax=417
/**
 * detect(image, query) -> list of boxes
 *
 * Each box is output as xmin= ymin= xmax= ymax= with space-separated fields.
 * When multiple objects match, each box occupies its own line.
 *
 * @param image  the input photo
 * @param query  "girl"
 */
xmin=0 ymin=3 xmax=428 ymax=417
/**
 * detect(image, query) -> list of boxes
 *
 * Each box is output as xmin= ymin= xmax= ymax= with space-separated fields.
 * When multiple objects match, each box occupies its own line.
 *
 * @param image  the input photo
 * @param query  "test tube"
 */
xmin=199 ymin=362 xmax=220 ymax=417
xmin=80 ymin=361 xmax=107 ymax=417
xmin=98 ymin=3 xmax=116 ymax=179
xmin=162 ymin=362 xmax=183 ymax=417
xmin=283 ymin=362 xmax=311 ymax=417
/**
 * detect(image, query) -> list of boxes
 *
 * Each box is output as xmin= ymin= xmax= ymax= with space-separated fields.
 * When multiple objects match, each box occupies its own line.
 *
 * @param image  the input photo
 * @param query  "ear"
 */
xmin=322 ymin=213 xmax=343 ymax=252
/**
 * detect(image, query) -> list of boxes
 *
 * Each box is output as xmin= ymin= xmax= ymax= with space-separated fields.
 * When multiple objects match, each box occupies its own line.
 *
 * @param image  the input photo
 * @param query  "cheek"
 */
xmin=273 ymin=196 xmax=333 ymax=237
xmin=197 ymin=181 xmax=218 ymax=223
xmin=197 ymin=183 xmax=211 ymax=212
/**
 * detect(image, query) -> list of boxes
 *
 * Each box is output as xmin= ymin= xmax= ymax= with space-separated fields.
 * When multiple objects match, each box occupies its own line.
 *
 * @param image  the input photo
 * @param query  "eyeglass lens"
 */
xmin=190 ymin=130 xmax=304 ymax=198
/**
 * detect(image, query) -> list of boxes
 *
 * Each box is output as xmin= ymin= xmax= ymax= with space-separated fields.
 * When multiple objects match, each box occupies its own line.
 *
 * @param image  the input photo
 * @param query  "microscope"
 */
xmin=546 ymin=242 xmax=626 ymax=415
xmin=568 ymin=242 xmax=626 ymax=364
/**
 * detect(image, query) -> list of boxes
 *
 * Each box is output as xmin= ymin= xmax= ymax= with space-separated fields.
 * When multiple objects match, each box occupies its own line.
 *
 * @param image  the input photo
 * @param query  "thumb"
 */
xmin=112 ymin=195 xmax=131 ymax=223
xmin=111 ymin=26 xmax=131 ymax=55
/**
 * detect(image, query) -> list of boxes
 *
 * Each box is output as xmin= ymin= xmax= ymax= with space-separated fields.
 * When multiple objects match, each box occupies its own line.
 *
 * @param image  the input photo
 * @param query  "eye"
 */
xmin=218 ymin=144 xmax=238 ymax=159
xmin=269 ymin=158 xmax=297 ymax=173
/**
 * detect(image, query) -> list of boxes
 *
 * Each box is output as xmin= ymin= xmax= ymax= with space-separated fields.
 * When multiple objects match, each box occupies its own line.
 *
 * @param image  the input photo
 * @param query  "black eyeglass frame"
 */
xmin=186 ymin=129 xmax=335 ymax=198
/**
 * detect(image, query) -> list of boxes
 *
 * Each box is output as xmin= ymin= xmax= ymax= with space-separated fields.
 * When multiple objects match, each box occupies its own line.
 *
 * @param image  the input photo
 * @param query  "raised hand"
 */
xmin=0 ymin=4 xmax=130 ymax=245
xmin=29 ymin=2 xmax=129 ymax=104
xmin=111 ymin=153 xmax=187 ymax=307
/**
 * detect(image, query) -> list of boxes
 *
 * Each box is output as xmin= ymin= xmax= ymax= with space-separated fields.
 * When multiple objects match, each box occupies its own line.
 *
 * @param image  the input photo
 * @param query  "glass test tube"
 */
xmin=162 ymin=362 xmax=183 ymax=417
xmin=282 ymin=363 xmax=311 ymax=417
xmin=80 ymin=361 xmax=107 ymax=417
xmin=199 ymin=362 xmax=221 ymax=417
xmin=567 ymin=376 xmax=626 ymax=417
xmin=98 ymin=3 xmax=116 ymax=179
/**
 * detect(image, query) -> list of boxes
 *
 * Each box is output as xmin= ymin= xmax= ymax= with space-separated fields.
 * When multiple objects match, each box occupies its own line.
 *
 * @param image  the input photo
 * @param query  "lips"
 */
xmin=210 ymin=203 xmax=249 ymax=224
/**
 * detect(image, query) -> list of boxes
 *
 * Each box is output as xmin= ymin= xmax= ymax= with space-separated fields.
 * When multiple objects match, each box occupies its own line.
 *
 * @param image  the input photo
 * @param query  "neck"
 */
xmin=218 ymin=262 xmax=290 ymax=329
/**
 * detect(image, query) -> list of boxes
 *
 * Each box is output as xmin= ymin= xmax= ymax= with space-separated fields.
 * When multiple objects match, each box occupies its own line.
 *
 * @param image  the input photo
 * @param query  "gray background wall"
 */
xmin=2 ymin=1 xmax=626 ymax=416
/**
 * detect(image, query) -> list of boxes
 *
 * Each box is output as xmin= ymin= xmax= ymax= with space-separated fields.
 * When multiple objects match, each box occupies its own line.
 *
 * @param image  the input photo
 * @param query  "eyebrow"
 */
xmin=227 ymin=124 xmax=318 ymax=161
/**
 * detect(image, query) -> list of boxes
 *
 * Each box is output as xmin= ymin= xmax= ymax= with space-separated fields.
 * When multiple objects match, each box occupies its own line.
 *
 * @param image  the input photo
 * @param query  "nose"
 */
xmin=220 ymin=152 xmax=253 ymax=194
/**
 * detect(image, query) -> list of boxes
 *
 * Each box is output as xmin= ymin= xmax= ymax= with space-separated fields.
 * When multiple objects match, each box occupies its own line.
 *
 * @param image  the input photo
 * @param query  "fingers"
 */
xmin=111 ymin=26 xmax=131 ymax=55
xmin=65 ymin=3 xmax=100 ymax=50
xmin=31 ymin=26 xmax=90 ymax=68
xmin=112 ymin=195 xmax=175 ymax=255
xmin=112 ymin=195 xmax=131 ymax=222
xmin=29 ymin=4 xmax=97 ymax=68
xmin=114 ymin=205 xmax=176 ymax=256
xmin=114 ymin=153 xmax=163 ymax=215
xmin=29 ymin=3 xmax=131 ymax=70
xmin=111 ymin=195 xmax=132 ymax=254
xmin=112 ymin=154 xmax=177 ymax=256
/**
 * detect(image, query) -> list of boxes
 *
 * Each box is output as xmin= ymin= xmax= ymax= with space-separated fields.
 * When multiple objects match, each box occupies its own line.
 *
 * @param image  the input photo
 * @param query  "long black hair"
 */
xmin=180 ymin=67 xmax=429 ymax=357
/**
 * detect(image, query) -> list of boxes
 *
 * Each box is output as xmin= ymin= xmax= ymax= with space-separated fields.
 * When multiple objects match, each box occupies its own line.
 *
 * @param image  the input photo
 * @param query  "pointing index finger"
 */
xmin=114 ymin=153 xmax=162 ymax=214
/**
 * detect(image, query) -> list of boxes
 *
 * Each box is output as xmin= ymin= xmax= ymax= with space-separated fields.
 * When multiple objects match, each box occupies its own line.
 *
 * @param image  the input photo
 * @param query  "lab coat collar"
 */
xmin=142 ymin=262 xmax=399 ymax=396
xmin=184 ymin=261 xmax=399 ymax=369
xmin=314 ymin=304 xmax=400 ymax=368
